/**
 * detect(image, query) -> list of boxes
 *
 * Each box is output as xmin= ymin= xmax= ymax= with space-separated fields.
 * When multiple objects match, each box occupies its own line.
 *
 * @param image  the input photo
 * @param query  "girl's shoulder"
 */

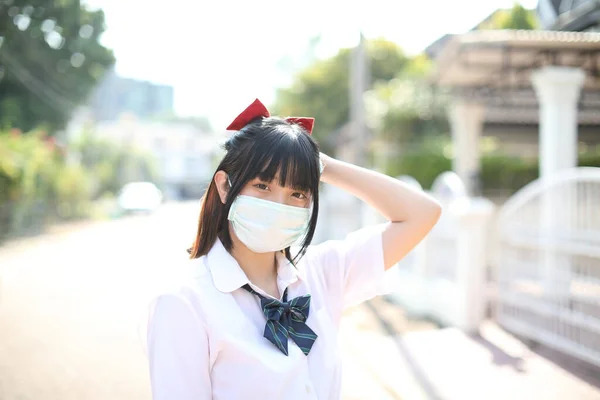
xmin=150 ymin=256 xmax=212 ymax=305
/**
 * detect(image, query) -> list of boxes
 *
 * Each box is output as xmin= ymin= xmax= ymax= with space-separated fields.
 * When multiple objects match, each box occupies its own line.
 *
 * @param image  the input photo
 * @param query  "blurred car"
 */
xmin=117 ymin=182 xmax=163 ymax=214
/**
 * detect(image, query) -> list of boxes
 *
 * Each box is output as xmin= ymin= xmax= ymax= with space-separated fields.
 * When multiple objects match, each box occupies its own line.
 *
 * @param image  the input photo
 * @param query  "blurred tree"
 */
xmin=364 ymin=55 xmax=450 ymax=172
xmin=0 ymin=0 xmax=115 ymax=133
xmin=272 ymin=38 xmax=408 ymax=153
xmin=476 ymin=3 xmax=539 ymax=30
xmin=366 ymin=72 xmax=449 ymax=144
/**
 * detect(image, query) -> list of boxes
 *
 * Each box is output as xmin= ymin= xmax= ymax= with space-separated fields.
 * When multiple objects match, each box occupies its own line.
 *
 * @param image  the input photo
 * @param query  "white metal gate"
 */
xmin=495 ymin=167 xmax=600 ymax=367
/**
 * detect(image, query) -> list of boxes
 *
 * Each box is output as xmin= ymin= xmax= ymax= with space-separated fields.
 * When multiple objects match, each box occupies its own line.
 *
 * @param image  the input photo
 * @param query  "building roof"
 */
xmin=429 ymin=29 xmax=600 ymax=90
xmin=425 ymin=7 xmax=535 ymax=60
xmin=428 ymin=29 xmax=600 ymax=124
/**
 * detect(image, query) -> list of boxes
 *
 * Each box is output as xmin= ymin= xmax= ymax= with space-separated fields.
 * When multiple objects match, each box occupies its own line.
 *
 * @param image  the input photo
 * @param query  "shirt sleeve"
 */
xmin=304 ymin=223 xmax=390 ymax=312
xmin=147 ymin=293 xmax=211 ymax=400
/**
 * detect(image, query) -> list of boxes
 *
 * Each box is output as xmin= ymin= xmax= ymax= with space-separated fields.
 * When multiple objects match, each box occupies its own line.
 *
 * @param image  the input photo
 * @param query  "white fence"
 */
xmin=495 ymin=167 xmax=600 ymax=368
xmin=390 ymin=167 xmax=600 ymax=368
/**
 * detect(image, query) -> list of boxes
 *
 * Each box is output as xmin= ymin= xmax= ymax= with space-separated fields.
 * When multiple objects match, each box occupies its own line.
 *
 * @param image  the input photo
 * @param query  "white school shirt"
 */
xmin=147 ymin=224 xmax=389 ymax=400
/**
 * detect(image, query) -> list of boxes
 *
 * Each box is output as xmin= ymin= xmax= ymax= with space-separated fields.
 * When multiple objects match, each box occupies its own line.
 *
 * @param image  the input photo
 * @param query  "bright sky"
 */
xmin=85 ymin=0 xmax=538 ymax=128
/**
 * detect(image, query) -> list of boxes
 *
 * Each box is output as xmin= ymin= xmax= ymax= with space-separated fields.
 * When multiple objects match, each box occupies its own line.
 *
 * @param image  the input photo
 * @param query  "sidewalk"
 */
xmin=340 ymin=297 xmax=600 ymax=400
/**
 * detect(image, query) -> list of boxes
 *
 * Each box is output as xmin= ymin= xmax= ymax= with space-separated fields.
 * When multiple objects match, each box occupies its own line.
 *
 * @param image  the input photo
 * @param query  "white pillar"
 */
xmin=532 ymin=66 xmax=584 ymax=301
xmin=453 ymin=197 xmax=496 ymax=333
xmin=448 ymin=100 xmax=485 ymax=196
xmin=532 ymin=66 xmax=585 ymax=178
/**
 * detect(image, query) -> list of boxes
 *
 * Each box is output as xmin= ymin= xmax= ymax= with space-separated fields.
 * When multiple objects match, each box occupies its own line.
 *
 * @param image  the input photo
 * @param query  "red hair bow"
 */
xmin=226 ymin=98 xmax=315 ymax=134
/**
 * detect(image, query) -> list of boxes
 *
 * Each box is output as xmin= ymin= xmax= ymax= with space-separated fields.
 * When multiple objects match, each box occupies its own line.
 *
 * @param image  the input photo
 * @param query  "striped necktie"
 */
xmin=242 ymin=284 xmax=318 ymax=356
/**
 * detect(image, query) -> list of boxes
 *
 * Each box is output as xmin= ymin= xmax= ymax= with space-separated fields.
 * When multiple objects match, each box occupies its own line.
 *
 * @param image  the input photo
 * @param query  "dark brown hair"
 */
xmin=188 ymin=117 xmax=321 ymax=264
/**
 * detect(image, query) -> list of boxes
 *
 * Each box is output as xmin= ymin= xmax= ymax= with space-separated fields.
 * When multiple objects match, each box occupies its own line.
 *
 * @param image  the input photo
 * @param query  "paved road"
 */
xmin=0 ymin=202 xmax=200 ymax=400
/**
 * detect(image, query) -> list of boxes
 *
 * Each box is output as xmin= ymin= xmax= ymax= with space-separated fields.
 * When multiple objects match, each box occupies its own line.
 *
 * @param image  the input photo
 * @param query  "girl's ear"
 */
xmin=214 ymin=171 xmax=230 ymax=204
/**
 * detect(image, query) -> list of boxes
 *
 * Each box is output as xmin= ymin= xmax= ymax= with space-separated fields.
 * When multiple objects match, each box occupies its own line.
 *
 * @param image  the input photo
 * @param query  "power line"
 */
xmin=1 ymin=49 xmax=79 ymax=112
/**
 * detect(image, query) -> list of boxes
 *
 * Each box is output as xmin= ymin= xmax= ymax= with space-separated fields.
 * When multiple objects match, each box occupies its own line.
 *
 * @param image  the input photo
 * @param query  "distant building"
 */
xmin=89 ymin=68 xmax=174 ymax=121
xmin=94 ymin=115 xmax=221 ymax=200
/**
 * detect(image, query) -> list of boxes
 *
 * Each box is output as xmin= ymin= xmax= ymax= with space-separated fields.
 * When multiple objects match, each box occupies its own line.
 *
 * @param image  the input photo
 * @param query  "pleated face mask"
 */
xmin=227 ymin=194 xmax=310 ymax=253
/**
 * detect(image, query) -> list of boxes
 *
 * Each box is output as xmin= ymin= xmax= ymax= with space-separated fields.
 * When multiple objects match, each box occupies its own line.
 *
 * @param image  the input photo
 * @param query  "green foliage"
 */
xmin=52 ymin=162 xmax=92 ymax=218
xmin=364 ymin=54 xmax=450 ymax=172
xmin=0 ymin=1 xmax=115 ymax=133
xmin=387 ymin=140 xmax=600 ymax=195
xmin=477 ymin=3 xmax=539 ymax=30
xmin=0 ymin=126 xmax=159 ymax=243
xmin=385 ymin=139 xmax=452 ymax=188
xmin=272 ymin=38 xmax=408 ymax=153
xmin=0 ymin=129 xmax=57 ymax=203
xmin=366 ymin=74 xmax=449 ymax=145
xmin=0 ymin=129 xmax=66 ymax=239
xmin=479 ymin=154 xmax=538 ymax=193
xmin=579 ymin=150 xmax=600 ymax=167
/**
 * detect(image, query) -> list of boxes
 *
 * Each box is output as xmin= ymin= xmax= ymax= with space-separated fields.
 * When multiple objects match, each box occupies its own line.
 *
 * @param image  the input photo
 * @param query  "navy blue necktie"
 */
xmin=242 ymin=284 xmax=318 ymax=356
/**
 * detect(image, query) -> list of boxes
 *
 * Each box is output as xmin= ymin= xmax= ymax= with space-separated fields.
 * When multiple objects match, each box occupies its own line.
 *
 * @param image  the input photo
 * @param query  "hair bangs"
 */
xmin=254 ymin=133 xmax=319 ymax=193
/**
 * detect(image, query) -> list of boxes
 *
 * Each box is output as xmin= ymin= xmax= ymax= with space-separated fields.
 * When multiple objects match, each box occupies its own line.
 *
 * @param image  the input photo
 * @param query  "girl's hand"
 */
xmin=319 ymin=153 xmax=332 ymax=181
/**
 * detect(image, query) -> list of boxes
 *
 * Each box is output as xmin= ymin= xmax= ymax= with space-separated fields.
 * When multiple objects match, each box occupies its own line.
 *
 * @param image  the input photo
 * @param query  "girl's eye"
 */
xmin=292 ymin=192 xmax=307 ymax=200
xmin=254 ymin=183 xmax=268 ymax=190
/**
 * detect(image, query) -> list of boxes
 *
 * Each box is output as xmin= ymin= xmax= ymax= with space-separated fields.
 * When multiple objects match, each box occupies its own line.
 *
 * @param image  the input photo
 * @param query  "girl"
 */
xmin=146 ymin=99 xmax=441 ymax=399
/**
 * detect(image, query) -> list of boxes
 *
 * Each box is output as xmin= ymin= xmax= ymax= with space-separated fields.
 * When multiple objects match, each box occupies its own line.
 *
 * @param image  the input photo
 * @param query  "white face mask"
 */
xmin=227 ymin=194 xmax=311 ymax=253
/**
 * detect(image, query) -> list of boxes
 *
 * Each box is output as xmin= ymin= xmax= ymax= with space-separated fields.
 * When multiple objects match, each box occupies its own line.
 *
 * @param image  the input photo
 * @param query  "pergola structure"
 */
xmin=429 ymin=29 xmax=600 ymax=195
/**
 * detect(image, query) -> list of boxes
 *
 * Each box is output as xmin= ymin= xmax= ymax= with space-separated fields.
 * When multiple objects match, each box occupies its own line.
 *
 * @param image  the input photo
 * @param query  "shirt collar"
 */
xmin=206 ymin=239 xmax=303 ymax=294
xmin=276 ymin=251 xmax=304 ymax=290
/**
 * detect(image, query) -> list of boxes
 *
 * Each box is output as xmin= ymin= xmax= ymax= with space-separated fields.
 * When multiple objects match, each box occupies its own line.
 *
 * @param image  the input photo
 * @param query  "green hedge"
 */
xmin=388 ymin=146 xmax=600 ymax=194
xmin=391 ymin=148 xmax=451 ymax=189
xmin=479 ymin=154 xmax=539 ymax=194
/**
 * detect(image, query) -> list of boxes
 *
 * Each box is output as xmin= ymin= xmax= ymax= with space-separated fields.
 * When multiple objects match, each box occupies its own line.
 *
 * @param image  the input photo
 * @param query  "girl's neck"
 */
xmin=228 ymin=226 xmax=279 ymax=296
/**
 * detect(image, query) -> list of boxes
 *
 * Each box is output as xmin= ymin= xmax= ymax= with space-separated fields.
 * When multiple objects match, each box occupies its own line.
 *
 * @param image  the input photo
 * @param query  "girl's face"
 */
xmin=239 ymin=173 xmax=311 ymax=209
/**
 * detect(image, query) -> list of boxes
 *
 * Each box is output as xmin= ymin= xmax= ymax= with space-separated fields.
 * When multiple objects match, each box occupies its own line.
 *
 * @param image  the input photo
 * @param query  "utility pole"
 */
xmin=348 ymin=32 xmax=375 ymax=228
xmin=349 ymin=32 xmax=369 ymax=168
